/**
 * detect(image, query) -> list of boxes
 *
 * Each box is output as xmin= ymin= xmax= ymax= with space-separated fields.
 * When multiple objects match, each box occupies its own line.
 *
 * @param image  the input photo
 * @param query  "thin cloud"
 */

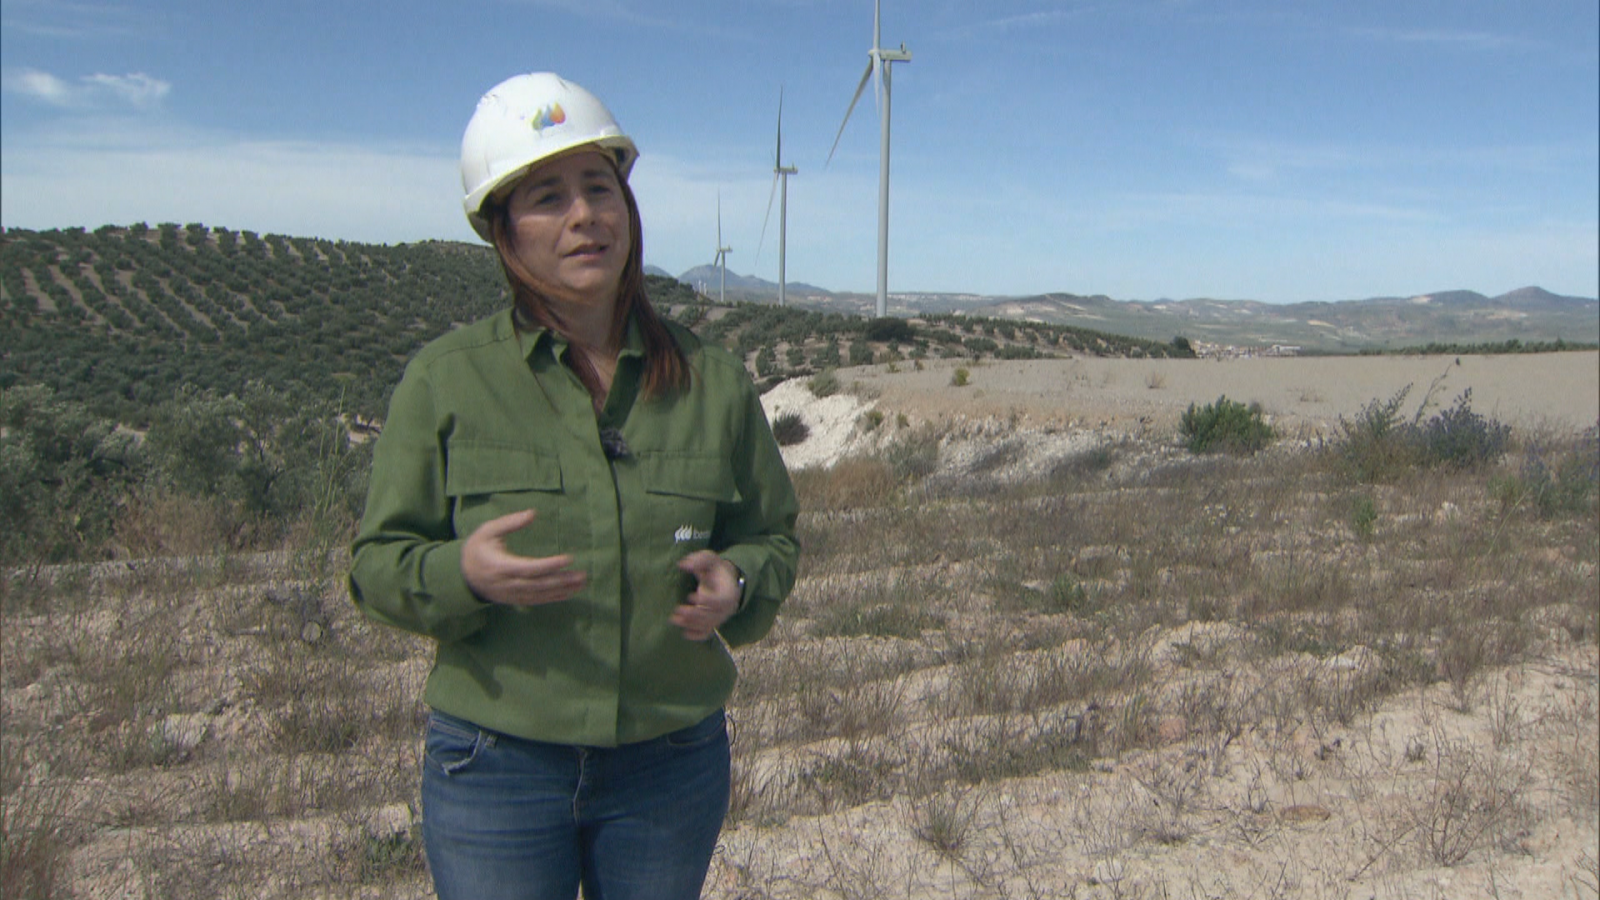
xmin=943 ymin=3 xmax=1109 ymax=38
xmin=0 ymin=0 xmax=154 ymax=40
xmin=1347 ymin=26 xmax=1538 ymax=52
xmin=500 ymin=0 xmax=716 ymax=34
xmin=3 ymin=67 xmax=171 ymax=110
xmin=83 ymin=72 xmax=169 ymax=108
xmin=4 ymin=68 xmax=74 ymax=105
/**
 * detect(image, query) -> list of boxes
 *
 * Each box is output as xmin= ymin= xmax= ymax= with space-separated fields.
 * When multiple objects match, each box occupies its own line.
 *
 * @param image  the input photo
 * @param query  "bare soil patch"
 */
xmin=854 ymin=351 xmax=1599 ymax=438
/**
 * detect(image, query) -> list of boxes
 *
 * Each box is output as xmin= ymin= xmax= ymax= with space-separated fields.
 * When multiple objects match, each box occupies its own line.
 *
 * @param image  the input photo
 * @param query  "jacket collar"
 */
xmin=511 ymin=308 xmax=645 ymax=363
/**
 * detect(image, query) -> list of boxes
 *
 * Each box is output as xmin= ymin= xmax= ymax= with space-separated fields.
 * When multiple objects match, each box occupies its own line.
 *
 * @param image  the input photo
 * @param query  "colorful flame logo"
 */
xmin=529 ymin=103 xmax=567 ymax=132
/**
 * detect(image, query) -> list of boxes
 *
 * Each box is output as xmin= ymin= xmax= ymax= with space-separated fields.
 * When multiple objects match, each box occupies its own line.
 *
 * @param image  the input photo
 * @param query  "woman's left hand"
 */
xmin=672 ymin=551 xmax=741 ymax=641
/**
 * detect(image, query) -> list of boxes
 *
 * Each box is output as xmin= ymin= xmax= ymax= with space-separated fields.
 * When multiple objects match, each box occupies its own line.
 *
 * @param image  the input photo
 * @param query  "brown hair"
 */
xmin=487 ymin=163 xmax=689 ymax=403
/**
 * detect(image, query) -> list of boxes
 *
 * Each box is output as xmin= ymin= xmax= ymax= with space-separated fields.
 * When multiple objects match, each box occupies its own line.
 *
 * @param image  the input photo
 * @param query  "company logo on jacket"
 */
xmin=674 ymin=525 xmax=711 ymax=544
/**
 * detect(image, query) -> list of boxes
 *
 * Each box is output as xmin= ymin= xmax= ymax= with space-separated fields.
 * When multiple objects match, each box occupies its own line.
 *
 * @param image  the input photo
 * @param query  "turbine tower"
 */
xmin=827 ymin=0 xmax=910 ymax=318
xmin=757 ymin=87 xmax=798 ymax=306
xmin=712 ymin=192 xmax=732 ymax=305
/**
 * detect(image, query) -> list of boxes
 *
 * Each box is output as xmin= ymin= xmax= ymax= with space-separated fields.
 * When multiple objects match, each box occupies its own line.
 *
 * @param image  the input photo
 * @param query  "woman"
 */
xmin=349 ymin=72 xmax=800 ymax=900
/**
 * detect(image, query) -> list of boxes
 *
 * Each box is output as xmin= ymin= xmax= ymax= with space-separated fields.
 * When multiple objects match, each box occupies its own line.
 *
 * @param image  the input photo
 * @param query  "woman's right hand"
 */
xmin=460 ymin=510 xmax=587 ymax=606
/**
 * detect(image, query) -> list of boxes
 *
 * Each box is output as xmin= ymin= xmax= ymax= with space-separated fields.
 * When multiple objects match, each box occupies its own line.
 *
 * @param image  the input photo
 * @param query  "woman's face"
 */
xmin=505 ymin=149 xmax=631 ymax=310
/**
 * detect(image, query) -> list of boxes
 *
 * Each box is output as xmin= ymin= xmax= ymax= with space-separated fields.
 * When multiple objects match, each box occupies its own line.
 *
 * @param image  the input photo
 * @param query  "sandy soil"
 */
xmin=763 ymin=351 xmax=1599 ymax=473
xmin=851 ymin=351 xmax=1600 ymax=437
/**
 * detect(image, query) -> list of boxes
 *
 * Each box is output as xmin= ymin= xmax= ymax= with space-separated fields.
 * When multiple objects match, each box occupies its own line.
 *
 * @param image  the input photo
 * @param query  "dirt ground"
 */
xmin=736 ymin=350 xmax=1600 ymax=900
xmin=848 ymin=351 xmax=1600 ymax=439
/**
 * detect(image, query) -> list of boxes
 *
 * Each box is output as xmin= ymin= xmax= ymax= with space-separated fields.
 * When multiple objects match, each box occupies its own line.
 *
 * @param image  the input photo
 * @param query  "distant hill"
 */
xmin=4 ymin=223 xmax=1591 ymax=426
xmin=0 ymin=223 xmax=1184 ymax=424
xmin=970 ymin=288 xmax=1599 ymax=352
xmin=677 ymin=267 xmax=1598 ymax=350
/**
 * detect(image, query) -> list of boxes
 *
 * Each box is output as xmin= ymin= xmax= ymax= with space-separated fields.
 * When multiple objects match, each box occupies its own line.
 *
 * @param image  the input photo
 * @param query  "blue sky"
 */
xmin=2 ymin=0 xmax=1596 ymax=303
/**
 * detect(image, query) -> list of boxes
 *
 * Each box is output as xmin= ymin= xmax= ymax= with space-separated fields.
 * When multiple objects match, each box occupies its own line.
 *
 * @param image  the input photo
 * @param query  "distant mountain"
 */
xmin=676 ymin=265 xmax=833 ymax=301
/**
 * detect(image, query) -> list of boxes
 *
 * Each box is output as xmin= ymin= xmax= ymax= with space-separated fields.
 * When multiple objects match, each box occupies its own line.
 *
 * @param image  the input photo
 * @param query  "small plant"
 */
xmin=1413 ymin=740 xmax=1533 ymax=867
xmin=1145 ymin=371 xmax=1167 ymax=390
xmin=771 ymin=411 xmax=809 ymax=446
xmin=857 ymin=410 xmax=884 ymax=432
xmin=811 ymin=597 xmax=944 ymax=639
xmin=950 ymin=367 xmax=970 ymax=387
xmin=908 ymin=788 xmax=981 ymax=859
xmin=1350 ymin=492 xmax=1379 ymax=540
xmin=351 ymin=827 xmax=427 ymax=884
xmin=1179 ymin=395 xmax=1275 ymax=455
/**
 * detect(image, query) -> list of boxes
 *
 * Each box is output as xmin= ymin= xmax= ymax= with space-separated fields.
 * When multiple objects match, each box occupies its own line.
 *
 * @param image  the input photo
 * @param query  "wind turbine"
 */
xmin=757 ymin=87 xmax=798 ymax=306
xmin=711 ymin=191 xmax=732 ymax=305
xmin=827 ymin=0 xmax=910 ymax=318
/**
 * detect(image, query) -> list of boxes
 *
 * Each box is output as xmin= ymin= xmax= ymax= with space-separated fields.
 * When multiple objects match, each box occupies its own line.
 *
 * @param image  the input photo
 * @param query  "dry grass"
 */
xmin=3 ymin=422 xmax=1596 ymax=898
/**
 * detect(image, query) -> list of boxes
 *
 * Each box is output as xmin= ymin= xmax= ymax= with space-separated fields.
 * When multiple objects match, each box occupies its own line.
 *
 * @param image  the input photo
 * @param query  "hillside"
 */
xmin=1 ymin=225 xmax=510 ymax=421
xmin=0 ymin=224 xmax=1186 ymax=423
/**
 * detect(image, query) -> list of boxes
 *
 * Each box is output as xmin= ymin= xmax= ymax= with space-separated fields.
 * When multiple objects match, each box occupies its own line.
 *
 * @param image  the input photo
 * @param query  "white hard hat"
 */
xmin=460 ymin=72 xmax=639 ymax=242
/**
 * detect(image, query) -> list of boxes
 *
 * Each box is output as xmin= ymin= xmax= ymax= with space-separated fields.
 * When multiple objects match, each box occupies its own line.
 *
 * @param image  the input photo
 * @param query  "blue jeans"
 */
xmin=420 ymin=708 xmax=730 ymax=900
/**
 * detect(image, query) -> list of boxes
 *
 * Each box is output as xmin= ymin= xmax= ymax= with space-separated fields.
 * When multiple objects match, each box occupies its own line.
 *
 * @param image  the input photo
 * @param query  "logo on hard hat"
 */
xmin=528 ymin=103 xmax=567 ymax=132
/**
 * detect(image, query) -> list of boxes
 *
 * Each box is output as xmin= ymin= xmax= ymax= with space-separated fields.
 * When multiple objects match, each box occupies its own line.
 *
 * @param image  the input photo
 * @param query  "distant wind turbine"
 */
xmin=757 ymin=87 xmax=798 ymax=306
xmin=827 ymin=0 xmax=910 ymax=318
xmin=712 ymin=191 xmax=732 ymax=305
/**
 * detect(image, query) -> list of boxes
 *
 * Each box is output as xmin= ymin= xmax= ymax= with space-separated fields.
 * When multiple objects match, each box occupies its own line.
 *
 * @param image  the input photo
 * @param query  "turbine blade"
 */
xmin=827 ymin=61 xmax=874 ymax=166
xmin=776 ymin=86 xmax=784 ymax=167
xmin=756 ymin=173 xmax=778 ymax=265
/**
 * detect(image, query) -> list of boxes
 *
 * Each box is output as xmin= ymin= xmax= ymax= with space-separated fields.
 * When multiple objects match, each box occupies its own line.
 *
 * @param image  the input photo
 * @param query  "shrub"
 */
xmin=1333 ymin=385 xmax=1513 ymax=481
xmin=1178 ymin=395 xmax=1274 ymax=455
xmin=808 ymin=369 xmax=840 ymax=398
xmin=885 ymin=428 xmax=940 ymax=481
xmin=951 ymin=368 xmax=970 ymax=388
xmin=1333 ymin=386 xmax=1422 ymax=482
xmin=1419 ymin=389 xmax=1510 ymax=469
xmin=771 ymin=411 xmax=809 ymax=446
xmin=864 ymin=317 xmax=914 ymax=343
xmin=1495 ymin=425 xmax=1600 ymax=518
xmin=858 ymin=410 xmax=884 ymax=432
xmin=0 ymin=385 xmax=144 ymax=565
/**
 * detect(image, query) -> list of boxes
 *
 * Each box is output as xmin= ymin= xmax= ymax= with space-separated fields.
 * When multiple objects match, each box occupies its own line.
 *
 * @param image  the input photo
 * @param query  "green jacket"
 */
xmin=349 ymin=309 xmax=800 ymax=747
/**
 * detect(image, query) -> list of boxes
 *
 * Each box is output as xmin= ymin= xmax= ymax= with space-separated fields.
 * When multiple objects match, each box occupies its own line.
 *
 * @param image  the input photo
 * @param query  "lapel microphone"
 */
xmin=599 ymin=427 xmax=631 ymax=461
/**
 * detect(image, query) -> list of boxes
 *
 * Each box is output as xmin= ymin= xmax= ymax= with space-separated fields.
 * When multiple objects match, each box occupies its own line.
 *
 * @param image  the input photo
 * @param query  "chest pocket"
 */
xmin=445 ymin=442 xmax=566 ymax=559
xmin=640 ymin=453 xmax=739 ymax=550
